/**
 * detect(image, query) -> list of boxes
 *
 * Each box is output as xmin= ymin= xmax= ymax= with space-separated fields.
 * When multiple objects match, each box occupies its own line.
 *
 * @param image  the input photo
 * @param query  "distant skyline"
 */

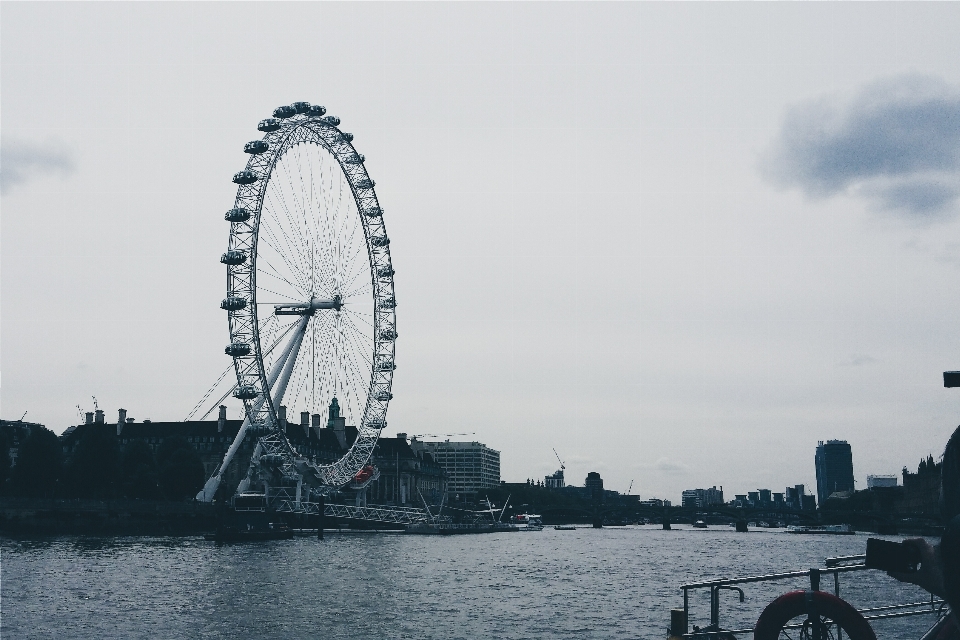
xmin=4 ymin=3 xmax=960 ymax=501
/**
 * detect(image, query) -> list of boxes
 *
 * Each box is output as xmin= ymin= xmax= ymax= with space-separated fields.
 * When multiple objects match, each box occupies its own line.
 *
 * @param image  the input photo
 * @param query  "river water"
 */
xmin=0 ymin=526 xmax=944 ymax=639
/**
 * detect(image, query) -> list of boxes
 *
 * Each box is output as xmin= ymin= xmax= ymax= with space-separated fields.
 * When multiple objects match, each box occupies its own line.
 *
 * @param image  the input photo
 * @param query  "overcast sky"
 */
xmin=4 ymin=2 xmax=960 ymax=502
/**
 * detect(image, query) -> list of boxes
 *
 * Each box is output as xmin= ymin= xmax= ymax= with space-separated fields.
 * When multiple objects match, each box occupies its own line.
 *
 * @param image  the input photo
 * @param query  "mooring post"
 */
xmin=317 ymin=495 xmax=325 ymax=540
xmin=668 ymin=608 xmax=687 ymax=639
xmin=663 ymin=507 xmax=671 ymax=530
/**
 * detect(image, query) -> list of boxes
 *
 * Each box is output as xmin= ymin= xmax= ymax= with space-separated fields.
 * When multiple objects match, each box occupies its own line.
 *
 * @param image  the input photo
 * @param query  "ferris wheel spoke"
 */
xmin=263 ymin=217 xmax=309 ymax=288
xmin=342 ymin=308 xmax=376 ymax=332
xmin=257 ymin=223 xmax=312 ymax=294
xmin=256 ymin=255 xmax=308 ymax=297
xmin=338 ymin=244 xmax=370 ymax=298
xmin=261 ymin=212 xmax=311 ymax=292
xmin=266 ymin=166 xmax=314 ymax=282
xmin=339 ymin=315 xmax=375 ymax=370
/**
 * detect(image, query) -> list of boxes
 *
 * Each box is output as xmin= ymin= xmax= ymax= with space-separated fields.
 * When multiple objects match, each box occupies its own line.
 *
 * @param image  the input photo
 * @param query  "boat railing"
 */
xmin=676 ymin=554 xmax=944 ymax=638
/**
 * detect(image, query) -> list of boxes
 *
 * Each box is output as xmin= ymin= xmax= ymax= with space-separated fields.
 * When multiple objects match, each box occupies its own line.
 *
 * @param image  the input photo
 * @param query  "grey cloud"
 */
xmin=1 ymin=139 xmax=75 ymax=195
xmin=838 ymin=354 xmax=877 ymax=367
xmin=654 ymin=457 xmax=689 ymax=474
xmin=763 ymin=74 xmax=960 ymax=217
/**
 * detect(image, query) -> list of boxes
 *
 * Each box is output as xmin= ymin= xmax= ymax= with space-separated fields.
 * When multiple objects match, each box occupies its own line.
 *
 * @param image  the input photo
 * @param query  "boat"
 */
xmin=554 ymin=525 xmax=576 ymax=531
xmin=692 ymin=520 xmax=707 ymax=528
xmin=405 ymin=522 xmax=518 ymax=535
xmin=205 ymin=522 xmax=294 ymax=542
xmin=786 ymin=524 xmax=854 ymax=535
xmin=510 ymin=513 xmax=544 ymax=531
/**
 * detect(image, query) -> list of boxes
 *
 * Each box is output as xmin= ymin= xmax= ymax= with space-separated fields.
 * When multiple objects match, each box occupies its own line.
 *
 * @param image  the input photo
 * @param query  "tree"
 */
xmin=156 ymin=436 xmax=204 ymax=500
xmin=120 ymin=439 xmax=159 ymax=499
xmin=65 ymin=424 xmax=119 ymax=498
xmin=9 ymin=426 xmax=62 ymax=497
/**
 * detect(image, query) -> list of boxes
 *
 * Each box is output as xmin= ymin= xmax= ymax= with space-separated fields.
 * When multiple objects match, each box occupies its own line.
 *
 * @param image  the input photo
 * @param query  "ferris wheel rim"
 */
xmin=222 ymin=106 xmax=396 ymax=488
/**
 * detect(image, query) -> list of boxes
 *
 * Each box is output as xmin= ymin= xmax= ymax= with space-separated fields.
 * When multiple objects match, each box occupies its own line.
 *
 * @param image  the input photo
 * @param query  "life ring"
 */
xmin=754 ymin=590 xmax=877 ymax=640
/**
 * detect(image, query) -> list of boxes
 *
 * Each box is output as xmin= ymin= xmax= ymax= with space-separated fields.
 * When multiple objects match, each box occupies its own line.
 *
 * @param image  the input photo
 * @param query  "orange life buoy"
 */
xmin=754 ymin=590 xmax=876 ymax=640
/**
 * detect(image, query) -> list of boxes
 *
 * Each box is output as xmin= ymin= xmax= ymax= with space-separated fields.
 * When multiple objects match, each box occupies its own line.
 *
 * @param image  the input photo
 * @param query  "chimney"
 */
xmin=85 ymin=412 xmax=94 ymax=425
xmin=218 ymin=405 xmax=227 ymax=433
xmin=397 ymin=433 xmax=407 ymax=441
xmin=278 ymin=405 xmax=287 ymax=433
xmin=126 ymin=418 xmax=134 ymax=424
xmin=301 ymin=411 xmax=310 ymax=438
xmin=94 ymin=409 xmax=104 ymax=424
xmin=117 ymin=408 xmax=127 ymax=436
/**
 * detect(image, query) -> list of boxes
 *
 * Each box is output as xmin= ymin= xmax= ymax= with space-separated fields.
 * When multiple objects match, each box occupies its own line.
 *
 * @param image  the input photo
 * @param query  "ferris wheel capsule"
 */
xmin=221 ymin=296 xmax=247 ymax=311
xmin=273 ymin=105 xmax=296 ymax=119
xmin=234 ymin=385 xmax=258 ymax=400
xmin=220 ymin=250 xmax=248 ymax=265
xmin=225 ymin=342 xmax=251 ymax=357
xmin=243 ymin=140 xmax=269 ymax=154
xmin=258 ymin=119 xmax=281 ymax=132
xmin=225 ymin=208 xmax=251 ymax=222
xmin=232 ymin=170 xmax=259 ymax=185
xmin=290 ymin=101 xmax=311 ymax=114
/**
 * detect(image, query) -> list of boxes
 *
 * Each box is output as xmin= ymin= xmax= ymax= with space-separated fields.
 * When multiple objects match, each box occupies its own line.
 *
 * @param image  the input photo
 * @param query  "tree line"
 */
xmin=0 ymin=425 xmax=205 ymax=501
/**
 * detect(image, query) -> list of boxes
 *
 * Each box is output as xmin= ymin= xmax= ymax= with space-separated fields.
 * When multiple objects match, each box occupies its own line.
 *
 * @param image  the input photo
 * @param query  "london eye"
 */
xmin=197 ymin=101 xmax=396 ymax=503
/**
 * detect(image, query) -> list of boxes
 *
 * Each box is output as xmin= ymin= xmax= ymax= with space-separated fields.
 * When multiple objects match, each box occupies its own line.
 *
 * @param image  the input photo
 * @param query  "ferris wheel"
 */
xmin=197 ymin=101 xmax=396 ymax=502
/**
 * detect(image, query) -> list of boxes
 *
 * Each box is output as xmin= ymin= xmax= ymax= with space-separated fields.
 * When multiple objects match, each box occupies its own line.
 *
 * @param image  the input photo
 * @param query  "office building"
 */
xmin=416 ymin=440 xmax=500 ymax=502
xmin=816 ymin=440 xmax=855 ymax=505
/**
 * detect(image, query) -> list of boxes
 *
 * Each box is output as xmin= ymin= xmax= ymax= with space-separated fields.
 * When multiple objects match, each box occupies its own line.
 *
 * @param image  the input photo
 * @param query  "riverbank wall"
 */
xmin=0 ymin=497 xmax=219 ymax=536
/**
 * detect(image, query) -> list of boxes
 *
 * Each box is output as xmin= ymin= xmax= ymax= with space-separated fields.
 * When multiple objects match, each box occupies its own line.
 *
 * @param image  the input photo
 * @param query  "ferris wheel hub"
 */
xmin=273 ymin=296 xmax=343 ymax=316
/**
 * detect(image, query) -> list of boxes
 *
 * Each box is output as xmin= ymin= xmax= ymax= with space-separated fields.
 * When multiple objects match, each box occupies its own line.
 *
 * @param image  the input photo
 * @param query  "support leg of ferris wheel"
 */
xmin=235 ymin=313 xmax=311 ymax=496
xmin=196 ymin=313 xmax=311 ymax=502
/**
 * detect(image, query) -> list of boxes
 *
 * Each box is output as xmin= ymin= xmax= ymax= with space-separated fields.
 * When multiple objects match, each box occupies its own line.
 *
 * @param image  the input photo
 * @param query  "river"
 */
xmin=0 ymin=526 xmax=944 ymax=639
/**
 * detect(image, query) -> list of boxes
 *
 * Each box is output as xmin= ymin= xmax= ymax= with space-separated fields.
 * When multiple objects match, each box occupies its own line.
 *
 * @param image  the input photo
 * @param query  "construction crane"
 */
xmin=627 ymin=480 xmax=634 ymax=495
xmin=553 ymin=448 xmax=566 ymax=470
xmin=91 ymin=396 xmax=99 ymax=411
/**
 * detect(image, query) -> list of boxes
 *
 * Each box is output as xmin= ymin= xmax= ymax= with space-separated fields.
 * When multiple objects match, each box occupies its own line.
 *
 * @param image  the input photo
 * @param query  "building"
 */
xmin=816 ymin=440 xmax=855 ymax=505
xmin=867 ymin=475 xmax=898 ymax=489
xmin=681 ymin=486 xmax=724 ymax=508
xmin=544 ymin=468 xmax=565 ymax=489
xmin=0 ymin=419 xmax=46 ymax=469
xmin=416 ymin=440 xmax=500 ymax=502
xmin=58 ymin=402 xmax=447 ymax=506
xmin=584 ymin=471 xmax=604 ymax=502
xmin=639 ymin=498 xmax=671 ymax=508
xmin=785 ymin=484 xmax=813 ymax=510
xmin=901 ymin=456 xmax=941 ymax=515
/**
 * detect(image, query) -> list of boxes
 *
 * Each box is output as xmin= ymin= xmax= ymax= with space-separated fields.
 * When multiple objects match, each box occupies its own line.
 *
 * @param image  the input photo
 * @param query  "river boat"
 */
xmin=510 ymin=513 xmax=544 ymax=531
xmin=205 ymin=522 xmax=293 ymax=542
xmin=554 ymin=525 xmax=576 ymax=530
xmin=692 ymin=520 xmax=708 ymax=528
xmin=786 ymin=524 xmax=854 ymax=535
xmin=405 ymin=522 xmax=518 ymax=535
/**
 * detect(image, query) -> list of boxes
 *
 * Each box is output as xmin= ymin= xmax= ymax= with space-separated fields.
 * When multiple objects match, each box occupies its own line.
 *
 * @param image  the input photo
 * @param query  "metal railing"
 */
xmin=677 ymin=554 xmax=944 ymax=638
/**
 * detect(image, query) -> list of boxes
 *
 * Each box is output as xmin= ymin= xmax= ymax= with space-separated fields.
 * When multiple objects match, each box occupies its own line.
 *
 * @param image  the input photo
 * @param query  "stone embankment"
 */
xmin=0 ymin=497 xmax=219 ymax=536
